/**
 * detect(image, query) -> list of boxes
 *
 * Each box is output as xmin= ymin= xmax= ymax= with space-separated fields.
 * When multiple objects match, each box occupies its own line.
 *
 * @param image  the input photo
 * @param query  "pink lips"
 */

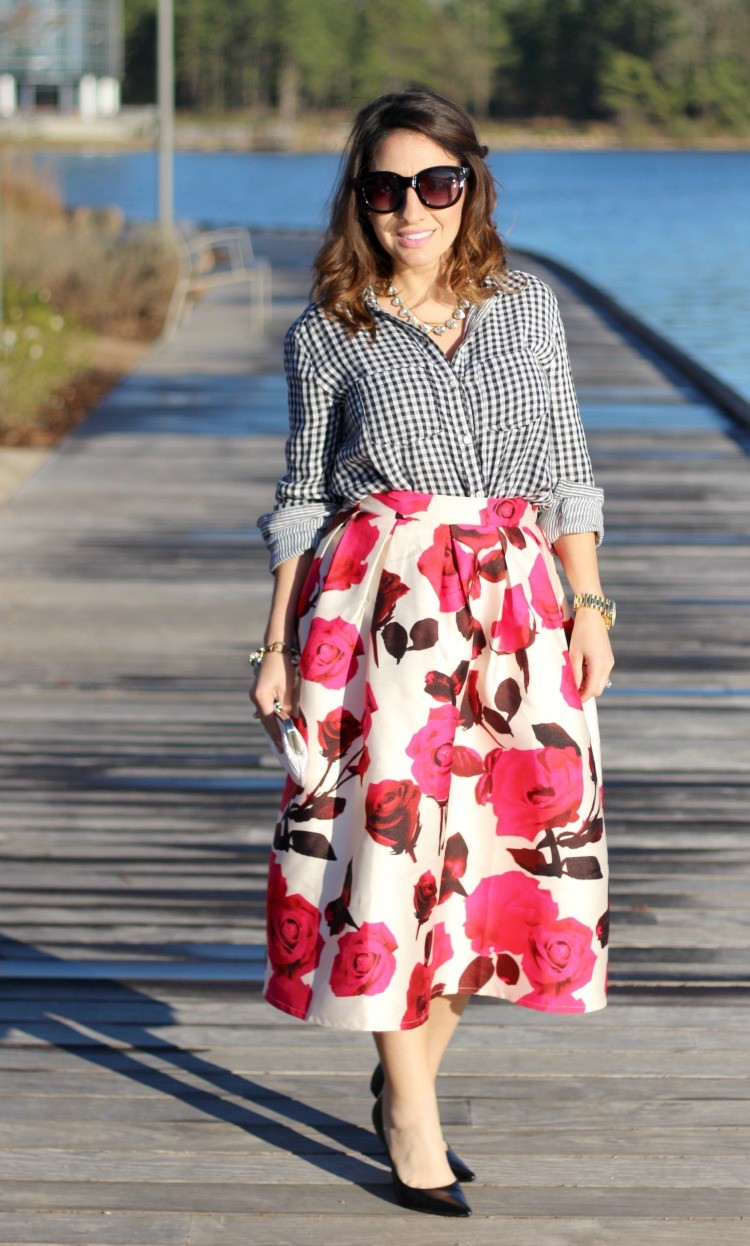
xmin=396 ymin=230 xmax=434 ymax=249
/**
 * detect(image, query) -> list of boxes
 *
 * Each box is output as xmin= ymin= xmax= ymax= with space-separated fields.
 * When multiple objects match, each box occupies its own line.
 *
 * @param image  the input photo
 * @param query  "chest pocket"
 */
xmin=466 ymin=348 xmax=550 ymax=432
xmin=353 ymin=363 xmax=442 ymax=448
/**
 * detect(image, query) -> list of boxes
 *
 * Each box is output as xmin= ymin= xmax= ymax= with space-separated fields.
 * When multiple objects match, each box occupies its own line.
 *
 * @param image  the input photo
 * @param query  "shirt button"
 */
xmin=474 ymin=490 xmax=485 ymax=498
xmin=462 ymin=433 xmax=473 ymax=445
xmin=449 ymin=377 xmax=459 ymax=389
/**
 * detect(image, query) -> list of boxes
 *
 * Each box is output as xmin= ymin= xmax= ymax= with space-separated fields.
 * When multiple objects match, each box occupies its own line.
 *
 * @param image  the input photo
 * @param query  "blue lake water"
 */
xmin=36 ymin=149 xmax=750 ymax=400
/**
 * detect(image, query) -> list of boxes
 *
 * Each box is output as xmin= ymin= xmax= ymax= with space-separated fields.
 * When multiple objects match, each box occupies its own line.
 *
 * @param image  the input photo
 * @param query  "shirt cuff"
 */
xmin=257 ymin=504 xmax=338 ymax=572
xmin=538 ymin=480 xmax=605 ymax=548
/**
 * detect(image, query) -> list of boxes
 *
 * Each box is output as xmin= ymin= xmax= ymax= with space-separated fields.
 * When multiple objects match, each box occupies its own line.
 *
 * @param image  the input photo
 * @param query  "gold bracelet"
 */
xmin=572 ymin=593 xmax=616 ymax=630
xmin=248 ymin=641 xmax=300 ymax=669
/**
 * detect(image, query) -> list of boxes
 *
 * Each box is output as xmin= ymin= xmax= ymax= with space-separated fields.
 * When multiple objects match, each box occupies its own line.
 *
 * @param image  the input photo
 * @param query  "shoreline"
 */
xmin=2 ymin=112 xmax=750 ymax=154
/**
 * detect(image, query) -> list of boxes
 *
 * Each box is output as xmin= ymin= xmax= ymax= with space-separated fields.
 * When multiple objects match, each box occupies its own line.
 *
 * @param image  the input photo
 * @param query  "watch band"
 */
xmin=572 ymin=593 xmax=616 ymax=630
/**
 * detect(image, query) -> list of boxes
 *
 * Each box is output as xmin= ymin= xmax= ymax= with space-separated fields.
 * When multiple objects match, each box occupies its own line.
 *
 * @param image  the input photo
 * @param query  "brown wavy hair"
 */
xmin=312 ymin=87 xmax=512 ymax=334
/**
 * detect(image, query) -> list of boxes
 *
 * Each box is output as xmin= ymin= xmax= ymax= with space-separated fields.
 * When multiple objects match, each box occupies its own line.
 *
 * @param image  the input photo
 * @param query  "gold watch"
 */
xmin=572 ymin=593 xmax=616 ymax=630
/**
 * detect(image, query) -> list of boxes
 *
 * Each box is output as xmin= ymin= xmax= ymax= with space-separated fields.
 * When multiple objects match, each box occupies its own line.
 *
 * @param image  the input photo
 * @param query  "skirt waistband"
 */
xmin=352 ymin=490 xmax=538 ymax=529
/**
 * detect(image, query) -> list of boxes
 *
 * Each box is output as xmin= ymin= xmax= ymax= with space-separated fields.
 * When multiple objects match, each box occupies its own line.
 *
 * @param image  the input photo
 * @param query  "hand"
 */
xmin=568 ymin=610 xmax=614 ymax=702
xmin=249 ymin=652 xmax=297 ymax=749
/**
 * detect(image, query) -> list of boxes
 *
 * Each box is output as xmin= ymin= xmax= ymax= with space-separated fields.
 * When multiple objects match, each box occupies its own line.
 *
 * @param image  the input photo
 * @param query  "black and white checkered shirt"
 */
xmin=258 ymin=271 xmax=603 ymax=570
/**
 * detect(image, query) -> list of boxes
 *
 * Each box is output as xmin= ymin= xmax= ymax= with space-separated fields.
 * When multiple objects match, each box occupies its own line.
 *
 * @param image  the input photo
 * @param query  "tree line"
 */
xmin=124 ymin=0 xmax=750 ymax=131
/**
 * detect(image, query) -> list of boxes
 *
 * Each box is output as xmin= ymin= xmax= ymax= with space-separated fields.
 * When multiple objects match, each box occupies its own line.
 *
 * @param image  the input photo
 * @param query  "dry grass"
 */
xmin=1 ymin=156 xmax=178 ymax=443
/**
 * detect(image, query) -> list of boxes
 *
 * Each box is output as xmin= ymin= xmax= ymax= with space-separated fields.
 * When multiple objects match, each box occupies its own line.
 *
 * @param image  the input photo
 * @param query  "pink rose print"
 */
xmin=528 ymin=554 xmax=563 ymax=628
xmin=521 ymin=915 xmax=597 ymax=998
xmin=266 ymin=857 xmax=324 ymax=978
xmin=490 ymin=583 xmax=535 ymax=653
xmin=406 ymin=704 xmax=460 ymax=802
xmin=417 ymin=528 xmax=478 ymax=612
xmin=479 ymin=497 xmax=528 ymax=528
xmin=299 ymin=616 xmax=364 ymax=689
xmin=479 ymin=745 xmax=584 ymax=840
xmin=323 ymin=514 xmax=379 ymax=592
xmin=517 ymin=988 xmax=586 ymax=1012
xmin=401 ymin=960 xmax=433 ymax=1028
xmin=266 ymin=971 xmax=313 ymax=1017
xmin=464 ymin=871 xmax=559 ymax=956
xmin=317 ymin=708 xmax=362 ymax=762
xmin=330 ymin=920 xmax=398 ymax=997
xmin=414 ymin=870 xmax=438 ymax=926
xmin=366 ymin=777 xmax=422 ymax=859
xmin=373 ymin=490 xmax=432 ymax=515
xmin=561 ymin=652 xmax=582 ymax=708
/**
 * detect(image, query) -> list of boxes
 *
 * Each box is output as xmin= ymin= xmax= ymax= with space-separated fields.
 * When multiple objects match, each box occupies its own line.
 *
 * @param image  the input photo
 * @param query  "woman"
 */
xmin=251 ymin=88 xmax=614 ymax=1218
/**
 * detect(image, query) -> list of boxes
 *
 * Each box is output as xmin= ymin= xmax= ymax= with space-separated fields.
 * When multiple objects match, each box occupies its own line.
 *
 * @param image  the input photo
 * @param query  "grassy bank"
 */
xmin=0 ymin=159 xmax=177 ymax=446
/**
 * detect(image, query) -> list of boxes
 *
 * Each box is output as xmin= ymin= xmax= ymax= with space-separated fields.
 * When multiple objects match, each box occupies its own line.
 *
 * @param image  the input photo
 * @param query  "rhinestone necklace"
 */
xmin=387 ymin=284 xmax=471 ymax=336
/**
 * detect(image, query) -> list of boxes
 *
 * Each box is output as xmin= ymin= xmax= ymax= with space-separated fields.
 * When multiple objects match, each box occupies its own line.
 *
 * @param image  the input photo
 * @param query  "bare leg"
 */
xmin=373 ymin=992 xmax=471 ymax=1188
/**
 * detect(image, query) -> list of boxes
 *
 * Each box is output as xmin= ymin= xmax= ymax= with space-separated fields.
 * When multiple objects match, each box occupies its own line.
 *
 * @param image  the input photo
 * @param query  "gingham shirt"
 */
xmin=258 ymin=271 xmax=604 ymax=570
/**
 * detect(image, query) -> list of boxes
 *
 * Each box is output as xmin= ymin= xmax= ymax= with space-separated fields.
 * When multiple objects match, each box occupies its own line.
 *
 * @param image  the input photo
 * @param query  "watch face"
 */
xmin=610 ymin=601 xmax=616 ymax=627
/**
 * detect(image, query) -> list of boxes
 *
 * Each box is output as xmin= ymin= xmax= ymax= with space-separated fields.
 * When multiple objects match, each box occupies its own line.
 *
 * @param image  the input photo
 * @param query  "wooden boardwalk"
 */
xmin=0 ymin=234 xmax=749 ymax=1245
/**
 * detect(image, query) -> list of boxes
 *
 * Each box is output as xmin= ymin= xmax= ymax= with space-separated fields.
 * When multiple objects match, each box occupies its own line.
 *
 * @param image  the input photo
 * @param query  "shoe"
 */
xmin=372 ymin=1096 xmax=472 ymax=1218
xmin=370 ymin=1062 xmax=476 ymax=1183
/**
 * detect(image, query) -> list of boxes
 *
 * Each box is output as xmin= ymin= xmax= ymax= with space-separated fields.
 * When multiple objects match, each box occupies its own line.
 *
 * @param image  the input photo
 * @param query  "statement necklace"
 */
xmin=387 ymin=285 xmax=471 ymax=336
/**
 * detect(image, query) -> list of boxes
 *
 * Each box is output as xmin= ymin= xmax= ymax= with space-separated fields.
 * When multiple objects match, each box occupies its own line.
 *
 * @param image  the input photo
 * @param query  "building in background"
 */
xmin=0 ymin=0 xmax=122 ymax=117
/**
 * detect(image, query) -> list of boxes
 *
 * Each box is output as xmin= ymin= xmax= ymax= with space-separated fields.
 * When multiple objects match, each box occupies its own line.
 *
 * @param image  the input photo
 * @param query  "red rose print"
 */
xmin=299 ymin=616 xmax=364 ymax=689
xmin=450 ymin=523 xmax=497 ymax=554
xmin=365 ymin=778 xmax=422 ymax=859
xmin=266 ymin=857 xmax=324 ymax=977
xmin=317 ymin=708 xmax=362 ymax=761
xmin=479 ymin=745 xmax=584 ymax=839
xmin=517 ymin=988 xmax=585 ymax=1012
xmin=561 ymin=652 xmax=582 ymax=708
xmin=414 ymin=870 xmax=438 ymax=926
xmin=329 ymin=920 xmax=398 ymax=997
xmin=522 ymin=915 xmax=596 ymax=997
xmin=528 ymin=554 xmax=563 ymax=627
xmin=464 ymin=871 xmax=559 ymax=956
xmin=417 ymin=528 xmax=478 ymax=612
xmin=478 ymin=497 xmax=528 ymax=528
xmin=490 ymin=583 xmax=535 ymax=653
xmin=296 ymin=557 xmax=321 ymax=618
xmin=266 ymin=971 xmax=313 ymax=1017
xmin=323 ymin=515 xmax=379 ymax=592
xmin=373 ymin=490 xmax=432 ymax=515
xmin=373 ymin=570 xmax=410 ymax=630
xmin=430 ymin=922 xmax=453 ymax=973
xmin=401 ymin=960 xmax=433 ymax=1028
xmin=439 ymin=832 xmax=468 ymax=902
xmin=361 ymin=682 xmax=378 ymax=740
xmin=406 ymin=704 xmax=460 ymax=803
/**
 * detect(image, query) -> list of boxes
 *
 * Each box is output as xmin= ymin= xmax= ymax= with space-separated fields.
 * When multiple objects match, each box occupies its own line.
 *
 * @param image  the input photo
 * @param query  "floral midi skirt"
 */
xmin=263 ymin=491 xmax=609 ymax=1030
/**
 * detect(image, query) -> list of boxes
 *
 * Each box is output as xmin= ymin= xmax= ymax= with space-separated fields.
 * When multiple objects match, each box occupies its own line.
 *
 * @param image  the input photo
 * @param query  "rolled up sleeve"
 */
xmin=257 ymin=320 xmax=344 ymax=571
xmin=537 ymin=293 xmax=604 ymax=548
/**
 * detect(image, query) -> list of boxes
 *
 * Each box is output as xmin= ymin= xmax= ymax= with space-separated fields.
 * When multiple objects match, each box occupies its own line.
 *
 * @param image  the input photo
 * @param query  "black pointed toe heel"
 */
xmin=371 ymin=1097 xmax=472 ymax=1218
xmin=370 ymin=1062 xmax=476 ymax=1183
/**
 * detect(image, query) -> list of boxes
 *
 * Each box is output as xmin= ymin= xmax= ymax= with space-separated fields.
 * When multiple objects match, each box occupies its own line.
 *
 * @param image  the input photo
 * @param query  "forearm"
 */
xmin=551 ymin=531 xmax=604 ymax=596
xmin=264 ymin=549 xmax=316 ymax=647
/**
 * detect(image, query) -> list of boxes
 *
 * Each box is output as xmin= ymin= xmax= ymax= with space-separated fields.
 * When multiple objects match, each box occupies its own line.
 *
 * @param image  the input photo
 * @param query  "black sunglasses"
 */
xmin=353 ymin=165 xmax=470 ymax=214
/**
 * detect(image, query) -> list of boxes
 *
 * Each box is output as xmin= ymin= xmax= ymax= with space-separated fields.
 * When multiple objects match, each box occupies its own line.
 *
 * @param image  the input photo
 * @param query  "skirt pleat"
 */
xmin=264 ymin=491 xmax=609 ymax=1030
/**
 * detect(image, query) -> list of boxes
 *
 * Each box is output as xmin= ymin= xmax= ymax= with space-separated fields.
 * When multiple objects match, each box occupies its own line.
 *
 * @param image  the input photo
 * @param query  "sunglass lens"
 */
xmin=418 ymin=169 xmax=461 ymax=207
xmin=361 ymin=173 xmax=399 ymax=212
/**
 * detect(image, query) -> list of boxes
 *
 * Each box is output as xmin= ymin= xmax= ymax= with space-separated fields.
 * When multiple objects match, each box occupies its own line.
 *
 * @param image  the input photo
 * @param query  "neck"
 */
xmin=389 ymin=261 xmax=452 ymax=307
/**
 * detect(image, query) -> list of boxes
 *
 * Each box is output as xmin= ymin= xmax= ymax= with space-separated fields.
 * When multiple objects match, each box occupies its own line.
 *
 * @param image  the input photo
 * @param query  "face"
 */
xmin=363 ymin=129 xmax=467 ymax=281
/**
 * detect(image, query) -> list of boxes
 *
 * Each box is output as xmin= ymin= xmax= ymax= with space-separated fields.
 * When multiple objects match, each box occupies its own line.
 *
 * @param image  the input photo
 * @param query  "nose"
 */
xmin=396 ymin=185 xmax=424 ymax=221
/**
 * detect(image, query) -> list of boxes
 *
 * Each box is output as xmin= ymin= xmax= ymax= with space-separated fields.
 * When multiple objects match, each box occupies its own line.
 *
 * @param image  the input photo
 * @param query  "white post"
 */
xmin=79 ymin=74 xmax=98 ymax=120
xmin=158 ymin=0 xmax=174 ymax=230
xmin=0 ymin=75 xmax=17 ymax=119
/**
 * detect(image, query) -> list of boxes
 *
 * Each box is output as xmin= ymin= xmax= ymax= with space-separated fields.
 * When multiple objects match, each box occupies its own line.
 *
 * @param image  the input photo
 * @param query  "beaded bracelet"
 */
xmin=248 ymin=641 xmax=300 ymax=669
